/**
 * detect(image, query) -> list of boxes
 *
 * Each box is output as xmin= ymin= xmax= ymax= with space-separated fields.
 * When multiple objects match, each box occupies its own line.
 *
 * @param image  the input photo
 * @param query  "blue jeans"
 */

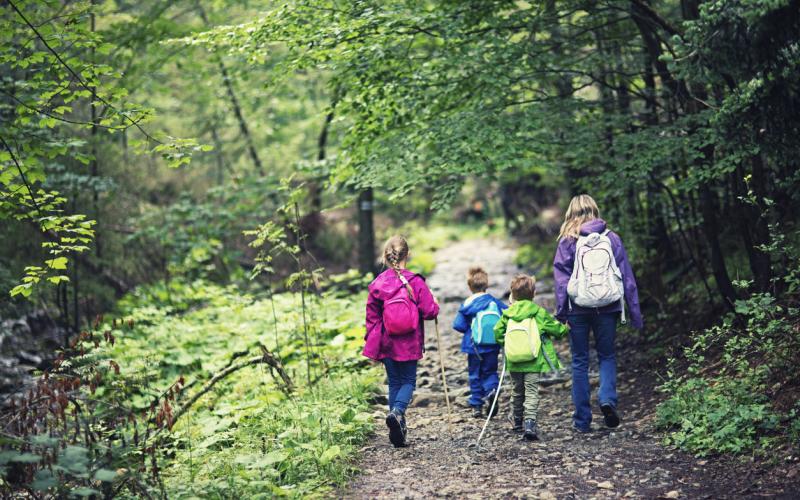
xmin=568 ymin=312 xmax=618 ymax=430
xmin=467 ymin=351 xmax=499 ymax=407
xmin=382 ymin=359 xmax=417 ymax=413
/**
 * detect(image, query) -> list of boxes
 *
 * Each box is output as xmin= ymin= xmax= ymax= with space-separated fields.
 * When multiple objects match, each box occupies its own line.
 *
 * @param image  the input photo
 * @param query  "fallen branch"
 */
xmin=153 ymin=345 xmax=293 ymax=438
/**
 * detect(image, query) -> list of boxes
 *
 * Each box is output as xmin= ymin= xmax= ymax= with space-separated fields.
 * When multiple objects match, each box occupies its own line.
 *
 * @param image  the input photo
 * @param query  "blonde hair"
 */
xmin=558 ymin=194 xmax=600 ymax=241
xmin=467 ymin=266 xmax=489 ymax=293
xmin=510 ymin=274 xmax=536 ymax=301
xmin=382 ymin=235 xmax=409 ymax=270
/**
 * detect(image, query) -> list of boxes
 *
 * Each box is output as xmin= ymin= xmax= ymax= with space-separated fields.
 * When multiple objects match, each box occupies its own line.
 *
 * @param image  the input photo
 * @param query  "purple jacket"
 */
xmin=362 ymin=269 xmax=439 ymax=361
xmin=553 ymin=219 xmax=643 ymax=330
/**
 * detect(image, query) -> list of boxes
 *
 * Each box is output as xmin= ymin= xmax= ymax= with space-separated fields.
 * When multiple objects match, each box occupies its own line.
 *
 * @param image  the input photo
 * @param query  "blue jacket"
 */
xmin=453 ymin=293 xmax=508 ymax=354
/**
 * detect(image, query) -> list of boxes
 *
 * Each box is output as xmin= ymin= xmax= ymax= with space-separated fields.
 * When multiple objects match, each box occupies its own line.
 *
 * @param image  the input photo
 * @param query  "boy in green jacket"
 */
xmin=494 ymin=274 xmax=569 ymax=440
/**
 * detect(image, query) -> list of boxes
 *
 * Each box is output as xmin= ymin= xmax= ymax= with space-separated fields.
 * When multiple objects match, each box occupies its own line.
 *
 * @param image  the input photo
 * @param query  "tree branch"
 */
xmin=7 ymin=0 xmax=162 ymax=144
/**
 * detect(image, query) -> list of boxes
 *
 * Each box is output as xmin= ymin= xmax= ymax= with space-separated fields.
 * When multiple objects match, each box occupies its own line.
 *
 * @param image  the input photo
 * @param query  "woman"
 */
xmin=553 ymin=194 xmax=643 ymax=433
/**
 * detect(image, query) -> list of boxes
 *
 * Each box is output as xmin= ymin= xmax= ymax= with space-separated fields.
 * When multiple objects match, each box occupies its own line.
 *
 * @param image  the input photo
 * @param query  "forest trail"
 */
xmin=341 ymin=237 xmax=779 ymax=499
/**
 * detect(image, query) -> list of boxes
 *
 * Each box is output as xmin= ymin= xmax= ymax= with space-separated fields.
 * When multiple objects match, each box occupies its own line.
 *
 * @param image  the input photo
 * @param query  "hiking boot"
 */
xmin=484 ymin=388 xmax=499 ymax=418
xmin=523 ymin=419 xmax=539 ymax=441
xmin=471 ymin=406 xmax=484 ymax=419
xmin=386 ymin=408 xmax=407 ymax=448
xmin=600 ymin=404 xmax=620 ymax=428
xmin=512 ymin=414 xmax=524 ymax=434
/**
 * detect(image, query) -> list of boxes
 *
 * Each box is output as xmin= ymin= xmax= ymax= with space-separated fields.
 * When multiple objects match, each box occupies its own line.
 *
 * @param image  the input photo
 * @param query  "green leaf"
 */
xmin=10 ymin=283 xmax=32 ymax=298
xmin=47 ymin=275 xmax=70 ymax=285
xmin=318 ymin=445 xmax=341 ymax=465
xmin=9 ymin=452 xmax=41 ymax=463
xmin=71 ymin=487 xmax=101 ymax=497
xmin=45 ymin=257 xmax=68 ymax=270
xmin=94 ymin=469 xmax=118 ymax=482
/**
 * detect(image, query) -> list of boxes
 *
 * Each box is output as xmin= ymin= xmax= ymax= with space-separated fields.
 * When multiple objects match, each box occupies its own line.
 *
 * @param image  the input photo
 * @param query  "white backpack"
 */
xmin=567 ymin=229 xmax=626 ymax=323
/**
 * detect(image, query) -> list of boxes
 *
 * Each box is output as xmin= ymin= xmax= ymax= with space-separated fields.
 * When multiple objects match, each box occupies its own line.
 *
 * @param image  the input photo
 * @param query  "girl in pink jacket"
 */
xmin=363 ymin=235 xmax=439 ymax=447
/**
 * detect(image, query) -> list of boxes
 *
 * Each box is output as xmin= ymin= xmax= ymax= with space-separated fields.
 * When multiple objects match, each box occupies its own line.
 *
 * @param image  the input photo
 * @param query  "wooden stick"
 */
xmin=433 ymin=318 xmax=453 ymax=426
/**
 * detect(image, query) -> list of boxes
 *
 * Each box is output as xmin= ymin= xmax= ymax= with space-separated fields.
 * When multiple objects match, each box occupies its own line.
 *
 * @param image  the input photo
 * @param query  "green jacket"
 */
xmin=494 ymin=299 xmax=569 ymax=373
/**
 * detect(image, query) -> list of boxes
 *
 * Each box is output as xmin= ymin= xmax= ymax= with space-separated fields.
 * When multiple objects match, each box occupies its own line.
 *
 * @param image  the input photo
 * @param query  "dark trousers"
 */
xmin=382 ymin=358 xmax=417 ymax=413
xmin=467 ymin=350 xmax=499 ymax=407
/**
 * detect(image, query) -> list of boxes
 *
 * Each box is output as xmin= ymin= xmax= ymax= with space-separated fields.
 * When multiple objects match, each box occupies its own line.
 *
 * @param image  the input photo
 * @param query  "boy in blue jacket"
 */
xmin=453 ymin=266 xmax=508 ymax=418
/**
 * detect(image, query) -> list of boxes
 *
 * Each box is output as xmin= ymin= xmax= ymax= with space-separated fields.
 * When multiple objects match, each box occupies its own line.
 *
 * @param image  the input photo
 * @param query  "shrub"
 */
xmin=656 ymin=292 xmax=800 ymax=456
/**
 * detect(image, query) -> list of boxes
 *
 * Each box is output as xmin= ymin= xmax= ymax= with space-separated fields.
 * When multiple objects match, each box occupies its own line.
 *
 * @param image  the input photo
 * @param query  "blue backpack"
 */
xmin=470 ymin=301 xmax=501 ymax=346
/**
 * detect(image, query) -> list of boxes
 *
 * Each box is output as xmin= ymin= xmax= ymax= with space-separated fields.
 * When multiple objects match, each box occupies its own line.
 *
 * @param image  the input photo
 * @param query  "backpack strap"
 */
xmin=393 ymin=268 xmax=417 ymax=302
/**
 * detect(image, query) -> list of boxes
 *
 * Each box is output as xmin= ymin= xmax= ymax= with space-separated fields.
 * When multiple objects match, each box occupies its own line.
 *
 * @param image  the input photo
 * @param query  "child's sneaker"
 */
xmin=471 ymin=406 xmax=484 ymax=419
xmin=523 ymin=419 xmax=539 ymax=441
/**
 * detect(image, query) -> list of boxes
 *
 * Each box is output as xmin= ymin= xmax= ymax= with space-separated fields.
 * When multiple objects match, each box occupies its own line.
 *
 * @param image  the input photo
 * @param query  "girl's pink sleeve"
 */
xmin=413 ymin=279 xmax=439 ymax=320
xmin=362 ymin=292 xmax=383 ymax=359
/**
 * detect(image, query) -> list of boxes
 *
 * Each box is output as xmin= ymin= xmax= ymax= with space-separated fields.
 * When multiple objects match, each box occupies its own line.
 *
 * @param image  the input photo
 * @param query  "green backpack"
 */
xmin=504 ymin=316 xmax=541 ymax=363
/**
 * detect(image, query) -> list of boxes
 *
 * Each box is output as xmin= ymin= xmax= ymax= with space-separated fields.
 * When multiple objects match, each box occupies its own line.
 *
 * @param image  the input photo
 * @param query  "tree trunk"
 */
xmin=358 ymin=188 xmax=375 ymax=275
xmin=90 ymin=0 xmax=101 ymax=258
xmin=197 ymin=5 xmax=263 ymax=175
xmin=301 ymin=102 xmax=336 ymax=240
xmin=698 ymin=181 xmax=738 ymax=308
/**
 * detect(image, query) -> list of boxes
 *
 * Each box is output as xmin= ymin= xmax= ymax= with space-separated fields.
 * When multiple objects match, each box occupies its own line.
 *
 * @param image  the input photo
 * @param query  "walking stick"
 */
xmin=433 ymin=317 xmax=453 ymax=424
xmin=476 ymin=350 xmax=506 ymax=448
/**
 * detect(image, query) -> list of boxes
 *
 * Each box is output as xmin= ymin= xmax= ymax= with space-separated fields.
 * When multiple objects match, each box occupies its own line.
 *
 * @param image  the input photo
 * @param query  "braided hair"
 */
xmin=382 ymin=235 xmax=409 ymax=271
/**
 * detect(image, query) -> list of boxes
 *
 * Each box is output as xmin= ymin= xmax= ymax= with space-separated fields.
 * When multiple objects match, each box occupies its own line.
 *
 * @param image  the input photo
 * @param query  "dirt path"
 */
xmin=342 ymin=238 xmax=792 ymax=499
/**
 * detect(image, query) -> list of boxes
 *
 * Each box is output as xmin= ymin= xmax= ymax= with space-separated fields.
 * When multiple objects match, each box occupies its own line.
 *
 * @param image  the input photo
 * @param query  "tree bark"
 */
xmin=698 ymin=181 xmax=738 ymax=308
xmin=197 ymin=5 xmax=264 ymax=175
xmin=358 ymin=188 xmax=375 ymax=275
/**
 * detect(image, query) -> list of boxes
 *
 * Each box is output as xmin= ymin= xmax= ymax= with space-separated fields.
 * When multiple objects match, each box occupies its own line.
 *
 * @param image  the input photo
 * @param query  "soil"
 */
xmin=341 ymin=238 xmax=800 ymax=499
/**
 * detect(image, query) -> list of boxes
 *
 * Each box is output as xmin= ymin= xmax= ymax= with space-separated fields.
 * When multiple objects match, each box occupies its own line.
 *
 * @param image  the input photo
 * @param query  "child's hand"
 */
xmin=433 ymin=295 xmax=439 ymax=305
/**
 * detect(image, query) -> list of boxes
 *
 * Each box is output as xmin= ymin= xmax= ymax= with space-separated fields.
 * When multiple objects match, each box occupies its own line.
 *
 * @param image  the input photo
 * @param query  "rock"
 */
xmin=663 ymin=491 xmax=680 ymax=499
xmin=597 ymin=481 xmax=614 ymax=490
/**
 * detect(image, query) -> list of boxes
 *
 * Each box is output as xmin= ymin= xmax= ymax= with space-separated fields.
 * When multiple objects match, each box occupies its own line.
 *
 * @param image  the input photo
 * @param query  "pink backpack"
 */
xmin=382 ymin=271 xmax=420 ymax=336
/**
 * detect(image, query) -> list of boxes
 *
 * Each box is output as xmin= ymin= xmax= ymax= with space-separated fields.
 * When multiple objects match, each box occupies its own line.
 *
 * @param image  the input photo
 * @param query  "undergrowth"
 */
xmin=656 ymin=280 xmax=800 ymax=457
xmin=0 ymin=276 xmax=379 ymax=498
xmin=111 ymin=279 xmax=379 ymax=498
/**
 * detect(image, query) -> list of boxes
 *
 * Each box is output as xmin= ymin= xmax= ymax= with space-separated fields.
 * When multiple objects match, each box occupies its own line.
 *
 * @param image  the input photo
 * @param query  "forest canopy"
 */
xmin=1 ymin=0 xmax=799 ymax=497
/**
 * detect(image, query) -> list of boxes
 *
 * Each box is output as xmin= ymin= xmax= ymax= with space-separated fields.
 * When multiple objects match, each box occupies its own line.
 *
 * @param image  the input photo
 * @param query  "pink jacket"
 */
xmin=362 ymin=269 xmax=439 ymax=361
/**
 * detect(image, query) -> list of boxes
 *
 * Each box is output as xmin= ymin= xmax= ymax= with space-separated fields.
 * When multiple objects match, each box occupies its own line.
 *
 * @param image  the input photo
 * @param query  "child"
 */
xmin=452 ymin=266 xmax=507 ymax=418
xmin=494 ymin=274 xmax=569 ymax=440
xmin=362 ymin=235 xmax=439 ymax=448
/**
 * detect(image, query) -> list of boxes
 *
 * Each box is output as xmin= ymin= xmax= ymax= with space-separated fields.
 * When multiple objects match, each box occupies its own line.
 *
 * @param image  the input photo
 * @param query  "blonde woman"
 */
xmin=553 ymin=194 xmax=642 ymax=433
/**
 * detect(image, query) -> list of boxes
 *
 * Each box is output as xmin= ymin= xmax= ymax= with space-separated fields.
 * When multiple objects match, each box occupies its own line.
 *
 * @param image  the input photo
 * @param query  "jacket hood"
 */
xmin=504 ymin=299 xmax=544 ymax=321
xmin=458 ymin=293 xmax=496 ymax=315
xmin=369 ymin=268 xmax=419 ymax=300
xmin=580 ymin=218 xmax=608 ymax=236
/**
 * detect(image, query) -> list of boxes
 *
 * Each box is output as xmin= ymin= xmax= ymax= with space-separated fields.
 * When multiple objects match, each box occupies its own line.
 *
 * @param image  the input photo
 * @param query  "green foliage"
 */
xmin=656 ymin=289 xmax=800 ymax=455
xmin=1 ymin=0 xmax=206 ymax=295
xmin=109 ymin=279 xmax=378 ymax=497
xmin=166 ymin=375 xmax=375 ymax=498
xmin=514 ymin=243 xmax=555 ymax=276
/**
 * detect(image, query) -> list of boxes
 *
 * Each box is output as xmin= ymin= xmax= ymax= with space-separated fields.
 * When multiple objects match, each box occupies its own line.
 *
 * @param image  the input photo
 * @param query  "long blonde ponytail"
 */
xmin=558 ymin=194 xmax=600 ymax=241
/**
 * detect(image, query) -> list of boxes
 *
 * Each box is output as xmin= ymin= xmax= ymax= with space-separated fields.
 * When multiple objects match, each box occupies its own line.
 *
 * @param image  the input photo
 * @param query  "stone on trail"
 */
xmin=663 ymin=491 xmax=680 ymax=499
xmin=597 ymin=481 xmax=615 ymax=490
